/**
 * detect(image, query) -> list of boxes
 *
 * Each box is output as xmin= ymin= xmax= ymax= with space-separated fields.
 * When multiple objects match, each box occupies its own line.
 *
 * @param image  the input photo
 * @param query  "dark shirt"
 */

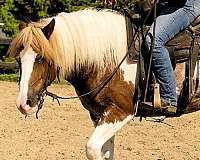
xmin=135 ymin=0 xmax=187 ymax=25
xmin=158 ymin=0 xmax=187 ymax=7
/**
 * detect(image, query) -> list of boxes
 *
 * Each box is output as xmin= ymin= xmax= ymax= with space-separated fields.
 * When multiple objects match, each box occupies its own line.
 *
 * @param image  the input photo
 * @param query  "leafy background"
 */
xmin=0 ymin=0 xmax=136 ymax=37
xmin=0 ymin=0 xmax=136 ymax=81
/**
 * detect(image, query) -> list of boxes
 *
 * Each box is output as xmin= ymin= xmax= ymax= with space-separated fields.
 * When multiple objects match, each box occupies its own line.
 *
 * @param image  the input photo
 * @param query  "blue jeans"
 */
xmin=146 ymin=0 xmax=200 ymax=106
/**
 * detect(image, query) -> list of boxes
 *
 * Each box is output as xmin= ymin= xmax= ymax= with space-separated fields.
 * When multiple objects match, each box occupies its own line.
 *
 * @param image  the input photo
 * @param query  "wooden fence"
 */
xmin=0 ymin=37 xmax=19 ymax=71
xmin=0 ymin=61 xmax=18 ymax=70
xmin=0 ymin=38 xmax=12 ymax=45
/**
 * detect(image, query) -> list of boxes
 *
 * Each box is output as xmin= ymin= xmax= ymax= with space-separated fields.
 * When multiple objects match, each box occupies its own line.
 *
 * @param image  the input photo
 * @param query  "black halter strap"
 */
xmin=35 ymin=63 xmax=53 ymax=119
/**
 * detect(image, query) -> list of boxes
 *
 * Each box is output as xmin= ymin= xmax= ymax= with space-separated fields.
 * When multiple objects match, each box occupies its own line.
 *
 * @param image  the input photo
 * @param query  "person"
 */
xmin=145 ymin=0 xmax=200 ymax=114
xmin=105 ymin=0 xmax=200 ymax=115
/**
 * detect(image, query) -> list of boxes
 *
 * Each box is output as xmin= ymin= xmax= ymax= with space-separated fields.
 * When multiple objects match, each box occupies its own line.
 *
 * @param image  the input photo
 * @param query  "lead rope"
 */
xmin=35 ymin=26 xmax=138 ymax=118
xmin=45 ymin=33 xmax=136 ymax=100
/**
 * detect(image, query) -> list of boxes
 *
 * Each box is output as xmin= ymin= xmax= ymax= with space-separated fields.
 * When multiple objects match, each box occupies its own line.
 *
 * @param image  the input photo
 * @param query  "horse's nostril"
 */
xmin=26 ymin=99 xmax=32 ymax=106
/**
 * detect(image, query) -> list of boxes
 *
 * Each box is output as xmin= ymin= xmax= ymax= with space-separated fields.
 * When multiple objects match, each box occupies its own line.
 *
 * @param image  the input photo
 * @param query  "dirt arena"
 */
xmin=0 ymin=81 xmax=200 ymax=160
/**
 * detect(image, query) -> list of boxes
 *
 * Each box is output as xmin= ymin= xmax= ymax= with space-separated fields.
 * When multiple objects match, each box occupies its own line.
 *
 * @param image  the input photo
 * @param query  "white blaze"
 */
xmin=16 ymin=47 xmax=36 ymax=108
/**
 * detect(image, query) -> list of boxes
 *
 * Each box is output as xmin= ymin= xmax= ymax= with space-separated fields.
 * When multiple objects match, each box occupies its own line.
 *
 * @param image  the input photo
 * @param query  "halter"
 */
xmin=36 ymin=62 xmax=55 ymax=119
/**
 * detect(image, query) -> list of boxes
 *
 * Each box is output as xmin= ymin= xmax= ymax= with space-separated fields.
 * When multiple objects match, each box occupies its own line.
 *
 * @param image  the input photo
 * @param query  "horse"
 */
xmin=7 ymin=8 xmax=200 ymax=159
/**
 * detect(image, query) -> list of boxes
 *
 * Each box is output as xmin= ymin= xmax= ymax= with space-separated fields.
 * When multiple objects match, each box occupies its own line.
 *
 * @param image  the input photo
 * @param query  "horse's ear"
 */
xmin=42 ymin=18 xmax=55 ymax=40
xmin=19 ymin=21 xmax=28 ymax=30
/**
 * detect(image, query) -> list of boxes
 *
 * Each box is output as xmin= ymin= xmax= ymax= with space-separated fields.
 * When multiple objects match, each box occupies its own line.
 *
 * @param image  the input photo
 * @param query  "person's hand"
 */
xmin=148 ymin=0 xmax=159 ymax=5
xmin=102 ymin=0 xmax=117 ymax=6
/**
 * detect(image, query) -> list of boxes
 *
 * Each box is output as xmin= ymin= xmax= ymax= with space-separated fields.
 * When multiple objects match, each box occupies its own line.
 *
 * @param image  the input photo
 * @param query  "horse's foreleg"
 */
xmin=86 ymin=106 xmax=133 ymax=160
xmin=101 ymin=136 xmax=115 ymax=160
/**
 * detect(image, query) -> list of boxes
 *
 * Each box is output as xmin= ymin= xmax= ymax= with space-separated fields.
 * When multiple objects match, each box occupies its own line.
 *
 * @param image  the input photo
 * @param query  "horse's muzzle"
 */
xmin=17 ymin=103 xmax=37 ymax=115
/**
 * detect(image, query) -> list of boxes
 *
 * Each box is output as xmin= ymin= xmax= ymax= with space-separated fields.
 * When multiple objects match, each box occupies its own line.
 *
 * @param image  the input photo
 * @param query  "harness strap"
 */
xmin=189 ymin=34 xmax=199 ymax=96
xmin=195 ymin=61 xmax=200 ymax=93
xmin=143 ymin=0 xmax=158 ymax=102
xmin=134 ymin=1 xmax=159 ymax=119
xmin=177 ymin=33 xmax=199 ymax=111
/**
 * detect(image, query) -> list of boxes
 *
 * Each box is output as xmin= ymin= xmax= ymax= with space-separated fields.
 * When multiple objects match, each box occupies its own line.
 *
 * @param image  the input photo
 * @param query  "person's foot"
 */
xmin=161 ymin=101 xmax=177 ymax=116
xmin=139 ymin=101 xmax=181 ymax=117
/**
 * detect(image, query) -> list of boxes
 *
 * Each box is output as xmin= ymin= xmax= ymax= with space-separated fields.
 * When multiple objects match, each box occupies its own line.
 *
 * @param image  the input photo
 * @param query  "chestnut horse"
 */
xmin=8 ymin=9 xmax=200 ymax=159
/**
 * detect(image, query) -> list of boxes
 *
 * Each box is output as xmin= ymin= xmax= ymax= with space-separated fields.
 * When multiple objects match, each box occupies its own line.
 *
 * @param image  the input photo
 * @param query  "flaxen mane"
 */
xmin=8 ymin=22 xmax=55 ymax=61
xmin=8 ymin=9 xmax=128 ymax=77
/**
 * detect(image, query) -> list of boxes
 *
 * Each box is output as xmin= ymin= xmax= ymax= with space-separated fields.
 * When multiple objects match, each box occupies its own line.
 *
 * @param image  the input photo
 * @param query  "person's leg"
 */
xmin=146 ymin=0 xmax=200 ymax=107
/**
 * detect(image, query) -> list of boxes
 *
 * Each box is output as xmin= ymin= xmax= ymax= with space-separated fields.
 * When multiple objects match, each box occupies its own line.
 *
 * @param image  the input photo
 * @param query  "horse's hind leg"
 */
xmin=86 ymin=106 xmax=132 ymax=160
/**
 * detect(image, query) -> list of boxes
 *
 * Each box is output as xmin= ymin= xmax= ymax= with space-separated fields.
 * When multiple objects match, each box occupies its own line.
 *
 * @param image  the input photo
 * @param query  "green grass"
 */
xmin=0 ymin=73 xmax=19 ymax=82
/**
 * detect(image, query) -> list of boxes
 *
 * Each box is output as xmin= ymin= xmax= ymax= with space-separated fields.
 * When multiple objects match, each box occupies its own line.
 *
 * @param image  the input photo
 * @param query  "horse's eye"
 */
xmin=36 ymin=56 xmax=44 ymax=64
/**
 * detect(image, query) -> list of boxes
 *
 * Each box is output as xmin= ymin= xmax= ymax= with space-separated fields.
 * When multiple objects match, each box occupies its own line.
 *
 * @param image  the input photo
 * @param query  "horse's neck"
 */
xmin=66 ymin=64 xmax=96 ymax=90
xmin=49 ymin=10 xmax=128 ymax=78
xmin=65 ymin=61 xmax=117 ymax=98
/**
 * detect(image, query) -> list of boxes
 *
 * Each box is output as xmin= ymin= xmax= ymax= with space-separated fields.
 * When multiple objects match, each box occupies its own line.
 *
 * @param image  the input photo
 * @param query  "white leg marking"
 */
xmin=86 ymin=115 xmax=132 ymax=160
xmin=121 ymin=63 xmax=137 ymax=84
xmin=16 ymin=47 xmax=36 ymax=111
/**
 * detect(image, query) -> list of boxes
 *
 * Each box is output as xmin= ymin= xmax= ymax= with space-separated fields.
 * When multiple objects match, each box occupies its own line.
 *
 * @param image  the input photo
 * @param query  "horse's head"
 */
xmin=8 ymin=19 xmax=57 ymax=115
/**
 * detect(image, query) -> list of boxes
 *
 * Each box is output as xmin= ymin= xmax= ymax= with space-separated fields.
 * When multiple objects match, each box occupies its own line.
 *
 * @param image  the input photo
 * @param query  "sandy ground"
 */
xmin=0 ymin=81 xmax=200 ymax=160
